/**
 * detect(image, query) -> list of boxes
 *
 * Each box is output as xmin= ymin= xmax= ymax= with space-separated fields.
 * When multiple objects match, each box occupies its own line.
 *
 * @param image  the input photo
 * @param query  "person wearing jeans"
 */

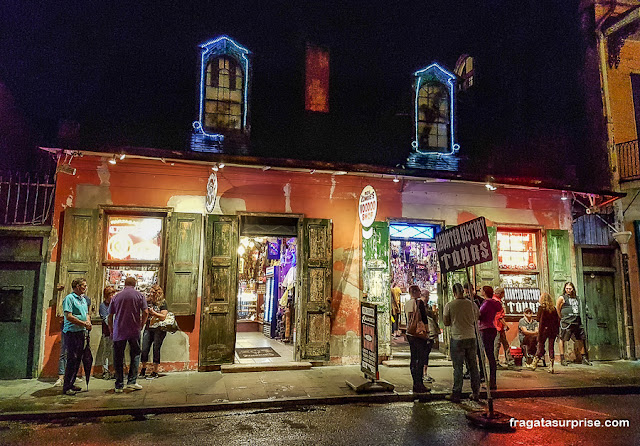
xmin=443 ymin=283 xmax=480 ymax=403
xmin=108 ymin=276 xmax=148 ymax=393
xmin=140 ymin=285 xmax=168 ymax=379
xmin=61 ymin=278 xmax=92 ymax=395
xmin=478 ymin=285 xmax=502 ymax=390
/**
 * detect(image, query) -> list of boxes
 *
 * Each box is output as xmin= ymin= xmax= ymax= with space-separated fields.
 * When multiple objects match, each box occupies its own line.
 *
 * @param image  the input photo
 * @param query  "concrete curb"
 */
xmin=1 ymin=384 xmax=639 ymax=422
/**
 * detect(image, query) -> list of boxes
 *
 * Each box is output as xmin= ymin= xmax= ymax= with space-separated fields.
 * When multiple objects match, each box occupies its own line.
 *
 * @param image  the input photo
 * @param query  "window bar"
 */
xmin=43 ymin=174 xmax=55 ymax=225
xmin=23 ymin=172 xmax=31 ymax=224
xmin=13 ymin=171 xmax=21 ymax=224
xmin=32 ymin=172 xmax=40 ymax=224
xmin=5 ymin=171 xmax=11 ymax=225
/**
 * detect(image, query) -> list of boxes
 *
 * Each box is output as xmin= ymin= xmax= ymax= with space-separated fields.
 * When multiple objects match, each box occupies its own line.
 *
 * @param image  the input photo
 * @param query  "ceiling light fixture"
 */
xmin=212 ymin=164 xmax=219 ymax=171
xmin=119 ymin=153 xmax=126 ymax=160
xmin=561 ymin=191 xmax=569 ymax=201
xmin=109 ymin=155 xmax=117 ymax=165
xmin=393 ymin=175 xmax=400 ymax=183
xmin=218 ymin=163 xmax=225 ymax=168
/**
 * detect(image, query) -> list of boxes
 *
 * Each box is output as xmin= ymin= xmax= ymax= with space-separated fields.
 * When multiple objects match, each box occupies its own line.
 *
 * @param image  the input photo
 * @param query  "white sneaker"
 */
xmin=126 ymin=383 xmax=143 ymax=391
xmin=115 ymin=388 xmax=123 ymax=394
xmin=53 ymin=378 xmax=63 ymax=387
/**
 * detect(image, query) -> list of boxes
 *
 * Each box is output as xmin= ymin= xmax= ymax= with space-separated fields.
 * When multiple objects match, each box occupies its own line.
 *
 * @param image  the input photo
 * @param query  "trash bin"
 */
xmin=510 ymin=347 xmax=523 ymax=367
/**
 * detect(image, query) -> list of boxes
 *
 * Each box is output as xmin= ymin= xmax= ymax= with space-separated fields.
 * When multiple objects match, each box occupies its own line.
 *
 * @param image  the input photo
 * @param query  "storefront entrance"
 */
xmin=199 ymin=215 xmax=332 ymax=370
xmin=234 ymin=233 xmax=297 ymax=364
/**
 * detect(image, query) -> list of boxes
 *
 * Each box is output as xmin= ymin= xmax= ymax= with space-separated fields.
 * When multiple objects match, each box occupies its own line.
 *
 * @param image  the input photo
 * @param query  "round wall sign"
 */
xmin=205 ymin=173 xmax=218 ymax=213
xmin=358 ymin=185 xmax=377 ymax=228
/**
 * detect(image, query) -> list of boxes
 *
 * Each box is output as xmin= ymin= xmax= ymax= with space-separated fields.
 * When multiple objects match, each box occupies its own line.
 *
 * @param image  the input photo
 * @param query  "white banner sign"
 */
xmin=359 ymin=185 xmax=377 ymax=228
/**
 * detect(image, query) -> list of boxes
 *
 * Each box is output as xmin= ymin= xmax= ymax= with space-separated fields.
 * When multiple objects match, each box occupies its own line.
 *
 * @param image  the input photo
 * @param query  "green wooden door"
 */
xmin=362 ymin=221 xmax=390 ymax=356
xmin=58 ymin=208 xmax=101 ymax=316
xmin=0 ymin=267 xmax=37 ymax=379
xmin=546 ymin=230 xmax=572 ymax=300
xmin=296 ymin=219 xmax=332 ymax=361
xmin=166 ymin=213 xmax=202 ymax=315
xmin=583 ymin=272 xmax=620 ymax=360
xmin=200 ymin=215 xmax=238 ymax=367
xmin=475 ymin=226 xmax=499 ymax=289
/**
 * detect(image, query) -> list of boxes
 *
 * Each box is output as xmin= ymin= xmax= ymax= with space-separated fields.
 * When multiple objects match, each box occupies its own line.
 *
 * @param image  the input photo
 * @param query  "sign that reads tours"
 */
xmin=359 ymin=185 xmax=377 ymax=228
xmin=504 ymin=287 xmax=541 ymax=316
xmin=360 ymin=301 xmax=378 ymax=379
xmin=435 ymin=216 xmax=493 ymax=274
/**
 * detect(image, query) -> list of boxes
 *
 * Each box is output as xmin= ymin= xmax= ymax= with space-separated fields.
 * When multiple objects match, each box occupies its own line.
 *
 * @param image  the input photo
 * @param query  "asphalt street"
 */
xmin=0 ymin=394 xmax=637 ymax=445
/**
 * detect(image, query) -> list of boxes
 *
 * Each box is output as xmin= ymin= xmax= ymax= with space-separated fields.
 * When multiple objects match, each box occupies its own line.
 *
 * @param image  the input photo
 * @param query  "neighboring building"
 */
xmin=589 ymin=1 xmax=640 ymax=360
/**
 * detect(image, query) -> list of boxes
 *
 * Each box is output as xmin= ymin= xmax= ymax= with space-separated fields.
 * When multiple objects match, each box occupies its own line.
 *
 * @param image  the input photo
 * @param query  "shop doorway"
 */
xmin=234 ymin=232 xmax=297 ymax=364
xmin=200 ymin=215 xmax=332 ymax=369
xmin=389 ymin=222 xmax=441 ymax=356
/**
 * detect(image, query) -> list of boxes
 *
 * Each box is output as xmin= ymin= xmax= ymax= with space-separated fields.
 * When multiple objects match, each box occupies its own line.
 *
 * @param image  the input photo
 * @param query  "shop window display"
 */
xmin=237 ymin=236 xmax=296 ymax=341
xmin=103 ymin=215 xmax=163 ymax=294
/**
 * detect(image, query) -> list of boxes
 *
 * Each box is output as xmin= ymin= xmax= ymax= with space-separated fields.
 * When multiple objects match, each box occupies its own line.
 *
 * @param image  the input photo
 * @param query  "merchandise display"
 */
xmin=237 ymin=235 xmax=297 ymax=341
xmin=391 ymin=240 xmax=439 ymax=296
xmin=105 ymin=266 xmax=158 ymax=293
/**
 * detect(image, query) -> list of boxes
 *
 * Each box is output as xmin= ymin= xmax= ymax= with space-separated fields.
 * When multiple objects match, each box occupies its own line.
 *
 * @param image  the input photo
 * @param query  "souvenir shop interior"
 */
xmin=389 ymin=222 xmax=440 ymax=351
xmin=235 ymin=233 xmax=297 ymax=363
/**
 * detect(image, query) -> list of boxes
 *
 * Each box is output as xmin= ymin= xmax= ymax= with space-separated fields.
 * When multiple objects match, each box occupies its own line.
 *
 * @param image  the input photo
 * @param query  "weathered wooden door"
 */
xmin=296 ymin=219 xmax=332 ymax=361
xmin=58 ymin=208 xmax=101 ymax=315
xmin=165 ymin=213 xmax=202 ymax=315
xmin=546 ymin=229 xmax=572 ymax=299
xmin=583 ymin=272 xmax=620 ymax=360
xmin=362 ymin=221 xmax=390 ymax=357
xmin=200 ymin=215 xmax=238 ymax=368
xmin=0 ymin=267 xmax=38 ymax=379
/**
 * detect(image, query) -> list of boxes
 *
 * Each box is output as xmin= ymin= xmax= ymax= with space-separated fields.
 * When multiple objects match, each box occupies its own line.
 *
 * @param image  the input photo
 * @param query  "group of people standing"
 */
xmin=58 ymin=276 xmax=169 ymax=396
xmin=404 ymin=280 xmax=592 ymax=402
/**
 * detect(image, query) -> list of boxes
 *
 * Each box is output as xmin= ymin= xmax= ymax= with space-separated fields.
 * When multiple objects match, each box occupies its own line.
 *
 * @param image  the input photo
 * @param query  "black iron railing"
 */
xmin=618 ymin=139 xmax=640 ymax=182
xmin=0 ymin=171 xmax=56 ymax=225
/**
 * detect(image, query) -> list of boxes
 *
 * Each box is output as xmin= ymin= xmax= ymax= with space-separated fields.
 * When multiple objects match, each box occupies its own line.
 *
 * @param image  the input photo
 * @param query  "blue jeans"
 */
xmin=450 ymin=337 xmax=480 ymax=396
xmin=114 ymin=336 xmax=141 ymax=389
xmin=141 ymin=328 xmax=167 ymax=364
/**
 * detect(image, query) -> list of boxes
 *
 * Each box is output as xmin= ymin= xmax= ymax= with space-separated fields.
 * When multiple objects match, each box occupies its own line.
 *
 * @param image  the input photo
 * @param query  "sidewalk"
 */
xmin=1 ymin=360 xmax=639 ymax=421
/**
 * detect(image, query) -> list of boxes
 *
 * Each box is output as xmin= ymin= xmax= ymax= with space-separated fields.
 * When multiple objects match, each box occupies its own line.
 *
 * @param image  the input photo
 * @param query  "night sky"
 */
xmin=0 ymin=1 xmax=609 ymax=190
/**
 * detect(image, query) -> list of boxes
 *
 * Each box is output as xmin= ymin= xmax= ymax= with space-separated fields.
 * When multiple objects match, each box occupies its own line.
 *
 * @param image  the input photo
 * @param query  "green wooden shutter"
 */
xmin=296 ymin=218 xmax=332 ymax=361
xmin=362 ymin=221 xmax=390 ymax=356
xmin=200 ymin=215 xmax=238 ymax=366
xmin=546 ymin=229 xmax=572 ymax=299
xmin=57 ymin=208 xmax=101 ymax=317
xmin=475 ymin=226 xmax=499 ymax=289
xmin=165 ymin=213 xmax=202 ymax=315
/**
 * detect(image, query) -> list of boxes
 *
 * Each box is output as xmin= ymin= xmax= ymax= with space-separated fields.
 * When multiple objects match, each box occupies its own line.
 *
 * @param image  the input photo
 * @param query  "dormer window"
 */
xmin=194 ymin=36 xmax=250 ymax=138
xmin=413 ymin=63 xmax=459 ymax=155
xmin=206 ymin=56 xmax=244 ymax=130
xmin=454 ymin=54 xmax=474 ymax=91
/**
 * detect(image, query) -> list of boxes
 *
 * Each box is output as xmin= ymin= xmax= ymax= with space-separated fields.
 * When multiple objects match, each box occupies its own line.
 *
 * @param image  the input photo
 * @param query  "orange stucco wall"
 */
xmin=40 ymin=153 xmax=573 ymax=375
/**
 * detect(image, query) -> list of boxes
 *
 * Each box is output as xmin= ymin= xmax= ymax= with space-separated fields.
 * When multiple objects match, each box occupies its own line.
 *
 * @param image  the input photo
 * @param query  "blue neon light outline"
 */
xmin=413 ymin=63 xmax=460 ymax=155
xmin=389 ymin=223 xmax=437 ymax=241
xmin=196 ymin=36 xmax=250 ymax=138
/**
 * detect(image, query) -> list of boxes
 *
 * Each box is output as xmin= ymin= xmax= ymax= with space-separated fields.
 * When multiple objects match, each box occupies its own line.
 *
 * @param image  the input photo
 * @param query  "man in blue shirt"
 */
xmin=62 ymin=278 xmax=92 ymax=395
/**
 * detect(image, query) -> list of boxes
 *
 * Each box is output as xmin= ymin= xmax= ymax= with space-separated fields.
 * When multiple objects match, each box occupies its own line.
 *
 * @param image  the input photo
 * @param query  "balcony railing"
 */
xmin=0 ymin=171 xmax=56 ymax=225
xmin=618 ymin=139 xmax=640 ymax=182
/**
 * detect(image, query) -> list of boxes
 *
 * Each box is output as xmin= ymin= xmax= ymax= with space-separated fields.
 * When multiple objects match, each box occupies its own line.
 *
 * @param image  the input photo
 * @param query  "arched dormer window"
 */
xmin=413 ymin=63 xmax=459 ymax=155
xmin=194 ymin=36 xmax=250 ymax=139
xmin=454 ymin=54 xmax=474 ymax=91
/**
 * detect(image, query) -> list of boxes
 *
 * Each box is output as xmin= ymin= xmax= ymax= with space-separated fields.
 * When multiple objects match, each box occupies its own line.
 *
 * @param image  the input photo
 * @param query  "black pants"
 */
xmin=62 ymin=331 xmax=85 ymax=392
xmin=114 ymin=336 xmax=141 ymax=390
xmin=141 ymin=328 xmax=167 ymax=364
xmin=480 ymin=328 xmax=497 ymax=389
xmin=407 ymin=335 xmax=429 ymax=386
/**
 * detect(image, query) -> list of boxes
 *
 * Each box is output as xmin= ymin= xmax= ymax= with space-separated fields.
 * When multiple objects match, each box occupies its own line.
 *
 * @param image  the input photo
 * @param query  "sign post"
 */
xmin=347 ymin=301 xmax=395 ymax=393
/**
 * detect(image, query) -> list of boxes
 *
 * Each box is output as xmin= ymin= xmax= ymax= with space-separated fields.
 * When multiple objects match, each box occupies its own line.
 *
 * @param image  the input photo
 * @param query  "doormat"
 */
xmin=236 ymin=347 xmax=281 ymax=358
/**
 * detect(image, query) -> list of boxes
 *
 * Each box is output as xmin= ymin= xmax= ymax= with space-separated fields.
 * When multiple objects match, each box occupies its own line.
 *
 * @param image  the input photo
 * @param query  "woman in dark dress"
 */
xmin=530 ymin=292 xmax=560 ymax=373
xmin=139 ymin=285 xmax=168 ymax=379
